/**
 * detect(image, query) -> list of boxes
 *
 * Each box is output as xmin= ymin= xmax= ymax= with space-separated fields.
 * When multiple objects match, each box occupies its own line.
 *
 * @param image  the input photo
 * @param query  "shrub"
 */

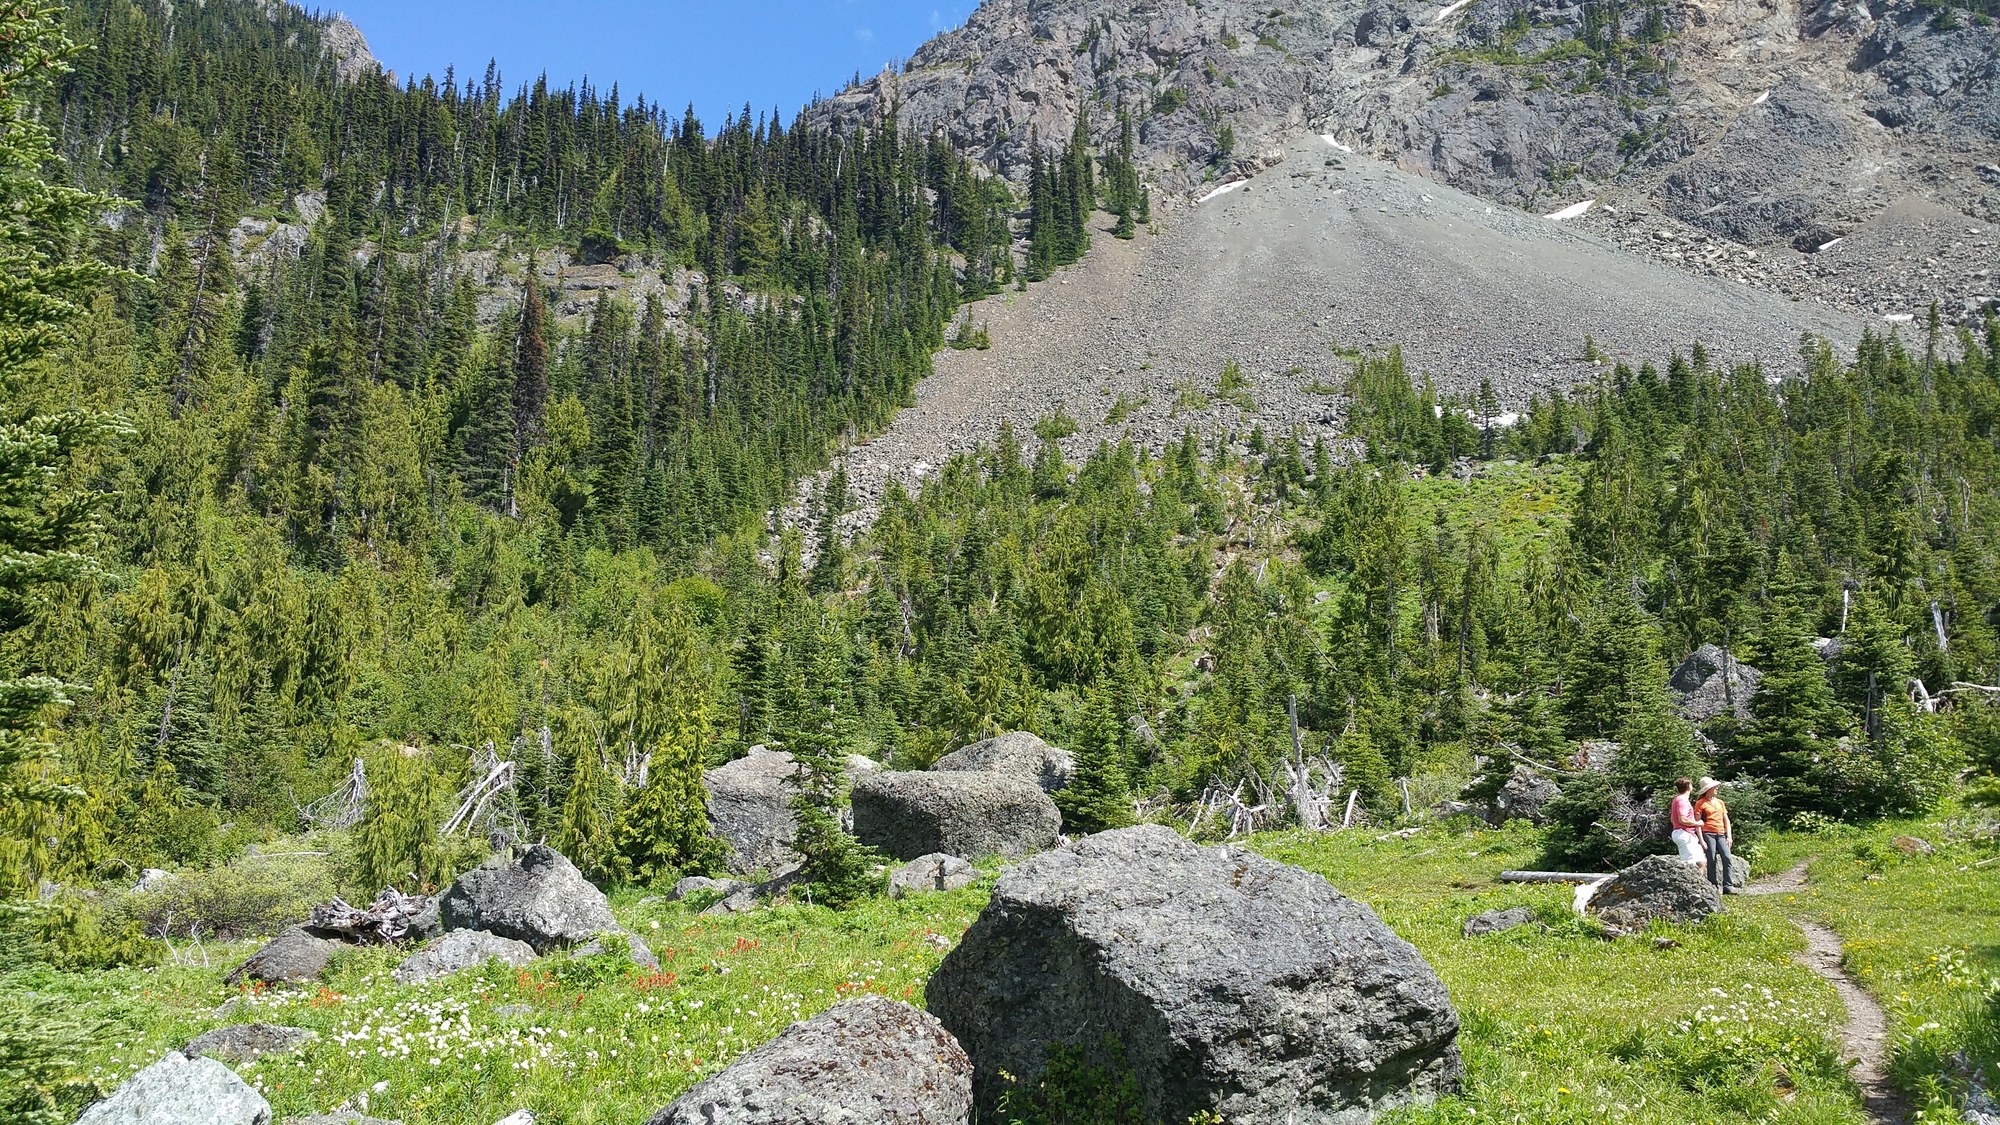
xmin=113 ymin=855 xmax=338 ymax=941
xmin=0 ymin=896 xmax=162 ymax=972
xmin=1540 ymin=770 xmax=1619 ymax=868
xmin=1719 ymin=776 xmax=1775 ymax=854
xmin=996 ymin=1039 xmax=1146 ymax=1124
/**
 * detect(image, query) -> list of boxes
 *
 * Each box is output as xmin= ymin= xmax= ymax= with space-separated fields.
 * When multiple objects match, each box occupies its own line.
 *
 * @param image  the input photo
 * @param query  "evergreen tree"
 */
xmin=0 ymin=4 xmax=123 ymax=897
xmin=554 ymin=707 xmax=617 ymax=879
xmin=508 ymin=265 xmax=550 ymax=513
xmin=1612 ymin=681 xmax=1703 ymax=796
xmin=353 ymin=746 xmax=451 ymax=893
xmin=780 ymin=622 xmax=879 ymax=907
xmin=1056 ymin=688 xmax=1133 ymax=834
xmin=612 ymin=611 xmax=725 ymax=885
xmin=1731 ymin=610 xmax=1843 ymax=814
xmin=807 ymin=469 xmax=849 ymax=595
xmin=1333 ymin=723 xmax=1394 ymax=811
xmin=1465 ymin=679 xmax=1565 ymax=806
xmin=1105 ymin=112 xmax=1140 ymax=240
xmin=1831 ymin=592 xmax=1912 ymax=739
xmin=1559 ymin=593 xmax=1663 ymax=740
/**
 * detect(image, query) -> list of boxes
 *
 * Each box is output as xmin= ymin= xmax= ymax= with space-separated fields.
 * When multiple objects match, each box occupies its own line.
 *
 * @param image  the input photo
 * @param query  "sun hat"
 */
xmin=1696 ymin=776 xmax=1723 ymax=797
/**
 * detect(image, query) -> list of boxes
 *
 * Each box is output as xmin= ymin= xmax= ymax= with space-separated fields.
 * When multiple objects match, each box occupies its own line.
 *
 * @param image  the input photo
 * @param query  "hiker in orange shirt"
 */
xmin=1693 ymin=777 xmax=1735 ymax=893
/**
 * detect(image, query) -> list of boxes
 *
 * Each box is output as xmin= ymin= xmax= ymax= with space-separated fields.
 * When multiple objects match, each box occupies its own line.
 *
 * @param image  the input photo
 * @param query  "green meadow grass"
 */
xmin=21 ymin=886 xmax=989 ymax=1124
xmin=1401 ymin=458 xmax=1583 ymax=567
xmin=1761 ymin=812 xmax=2000 ymax=1119
xmin=13 ymin=817 xmax=1995 ymax=1124
xmin=1254 ymin=827 xmax=1864 ymax=1125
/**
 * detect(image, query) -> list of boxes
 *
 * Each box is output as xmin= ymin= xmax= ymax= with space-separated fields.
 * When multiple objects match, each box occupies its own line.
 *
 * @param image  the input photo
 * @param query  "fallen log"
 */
xmin=1499 ymin=870 xmax=1612 ymax=884
xmin=308 ymin=888 xmax=434 ymax=944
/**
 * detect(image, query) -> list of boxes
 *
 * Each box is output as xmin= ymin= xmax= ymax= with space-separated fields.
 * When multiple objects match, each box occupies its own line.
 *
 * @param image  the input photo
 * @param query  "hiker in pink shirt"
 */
xmin=1668 ymin=776 xmax=1704 ymax=866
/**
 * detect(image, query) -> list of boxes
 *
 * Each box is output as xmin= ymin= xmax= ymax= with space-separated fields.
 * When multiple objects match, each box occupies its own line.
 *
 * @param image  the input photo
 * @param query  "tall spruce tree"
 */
xmin=553 ymin=700 xmax=619 ymax=880
xmin=1732 ymin=609 xmax=1843 ymax=814
xmin=0 ymin=4 xmax=123 ymax=898
xmin=1057 ymin=688 xmax=1134 ymax=834
xmin=612 ymin=611 xmax=724 ymax=884
xmin=779 ymin=620 xmax=879 ymax=907
xmin=353 ymin=746 xmax=452 ymax=893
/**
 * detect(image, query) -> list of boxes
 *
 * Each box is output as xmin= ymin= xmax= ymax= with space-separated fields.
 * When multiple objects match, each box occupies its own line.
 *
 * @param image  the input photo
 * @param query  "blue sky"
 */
xmin=327 ymin=1 xmax=978 ymax=127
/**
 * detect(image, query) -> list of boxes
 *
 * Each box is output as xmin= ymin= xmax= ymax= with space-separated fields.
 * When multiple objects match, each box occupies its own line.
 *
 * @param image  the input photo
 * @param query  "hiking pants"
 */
xmin=1703 ymin=831 xmax=1733 ymax=890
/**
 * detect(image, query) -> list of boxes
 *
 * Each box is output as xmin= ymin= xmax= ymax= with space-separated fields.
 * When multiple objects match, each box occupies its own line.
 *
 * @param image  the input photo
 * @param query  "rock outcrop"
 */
xmin=318 ymin=16 xmax=379 ymax=84
xmin=927 ymin=824 xmax=1462 ymax=1123
xmin=1657 ymin=79 xmax=1855 ymax=247
xmin=391 ymin=929 xmax=539 ymax=985
xmin=1490 ymin=765 xmax=1561 ymax=825
xmin=77 ymin=1052 xmax=271 ymax=1125
xmin=225 ymin=925 xmax=343 ymax=987
xmin=572 ymin=926 xmax=662 ymax=971
xmin=1588 ymin=855 xmax=1724 ymax=931
xmin=437 ymin=845 xmax=620 ymax=954
xmin=1670 ymin=644 xmax=1762 ymax=723
xmin=807 ymin=0 xmax=1998 ymax=346
xmin=889 ymin=853 xmax=979 ymax=898
xmin=183 ymin=1023 xmax=318 ymax=1066
xmin=644 ymin=997 xmax=973 ymax=1125
xmin=705 ymin=746 xmax=811 ymax=874
xmin=931 ymin=731 xmax=1075 ymax=793
xmin=851 ymin=772 xmax=1062 ymax=862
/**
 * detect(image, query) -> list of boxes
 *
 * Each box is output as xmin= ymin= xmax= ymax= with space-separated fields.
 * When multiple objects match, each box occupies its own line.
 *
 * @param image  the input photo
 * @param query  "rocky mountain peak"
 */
xmin=320 ymin=14 xmax=381 ymax=84
xmin=249 ymin=1 xmax=382 ymax=83
xmin=817 ymin=0 xmax=1997 ymax=247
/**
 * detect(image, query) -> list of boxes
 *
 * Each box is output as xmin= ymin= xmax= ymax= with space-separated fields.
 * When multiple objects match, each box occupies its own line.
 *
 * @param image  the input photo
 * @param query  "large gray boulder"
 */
xmin=224 ymin=925 xmax=342 ymax=987
xmin=927 ymin=825 xmax=1462 ymax=1123
xmin=391 ymin=929 xmax=538 ymax=985
xmin=931 ymin=731 xmax=1075 ymax=793
xmin=644 ymin=996 xmax=973 ymax=1125
xmin=668 ymin=875 xmax=751 ymax=902
xmin=851 ymin=772 xmax=1061 ymax=862
xmin=77 ymin=1052 xmax=271 ymax=1125
xmin=705 ymin=747 xmax=879 ymax=874
xmin=437 ymin=845 xmax=616 ymax=953
xmin=183 ymin=1023 xmax=317 ymax=1066
xmin=706 ymin=746 xmax=810 ymax=874
xmin=1669 ymin=644 xmax=1762 ymax=723
xmin=1588 ymin=855 xmax=1724 ymax=932
xmin=1490 ymin=765 xmax=1560 ymax=826
xmin=888 ymin=854 xmax=978 ymax=899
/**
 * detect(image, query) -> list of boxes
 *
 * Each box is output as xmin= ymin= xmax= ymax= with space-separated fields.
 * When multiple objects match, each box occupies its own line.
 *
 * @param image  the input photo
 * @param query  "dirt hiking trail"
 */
xmin=1748 ymin=861 xmax=1910 ymax=1125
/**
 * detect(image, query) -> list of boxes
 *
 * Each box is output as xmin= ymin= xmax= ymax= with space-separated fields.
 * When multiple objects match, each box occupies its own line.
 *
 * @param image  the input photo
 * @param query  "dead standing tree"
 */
xmin=1188 ymin=698 xmax=1350 ymax=839
xmin=293 ymin=757 xmax=367 ymax=830
xmin=443 ymin=740 xmax=526 ymax=847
